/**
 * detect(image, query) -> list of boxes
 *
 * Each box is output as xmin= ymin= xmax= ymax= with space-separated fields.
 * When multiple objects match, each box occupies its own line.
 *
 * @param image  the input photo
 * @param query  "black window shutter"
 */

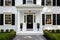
xmin=12 ymin=14 xmax=15 ymax=25
xmin=42 ymin=14 xmax=45 ymax=25
xmin=33 ymin=0 xmax=36 ymax=4
xmin=0 ymin=14 xmax=3 ymax=25
xmin=57 ymin=14 xmax=60 ymax=25
xmin=0 ymin=0 xmax=3 ymax=6
xmin=23 ymin=0 xmax=26 ymax=4
xmin=42 ymin=0 xmax=44 ymax=6
xmin=53 ymin=14 xmax=56 ymax=25
xmin=57 ymin=0 xmax=60 ymax=6
xmin=53 ymin=0 xmax=56 ymax=6
xmin=12 ymin=0 xmax=15 ymax=6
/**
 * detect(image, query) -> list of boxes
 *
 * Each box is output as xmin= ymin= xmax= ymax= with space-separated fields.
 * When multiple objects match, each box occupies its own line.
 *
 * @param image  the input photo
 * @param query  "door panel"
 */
xmin=27 ymin=15 xmax=33 ymax=29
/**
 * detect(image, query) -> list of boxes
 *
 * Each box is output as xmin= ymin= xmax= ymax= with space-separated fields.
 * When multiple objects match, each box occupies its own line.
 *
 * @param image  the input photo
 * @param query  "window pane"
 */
xmin=46 ymin=14 xmax=51 ymax=24
xmin=57 ymin=14 xmax=60 ymax=25
xmin=53 ymin=14 xmax=56 ymax=25
xmin=42 ymin=14 xmax=45 ymax=25
xmin=5 ymin=0 xmax=12 ymax=6
xmin=24 ymin=15 xmax=26 ymax=23
xmin=5 ymin=14 xmax=12 ymax=24
xmin=27 ymin=0 xmax=33 ymax=4
xmin=0 ymin=14 xmax=3 ymax=25
xmin=46 ymin=0 xmax=51 ymax=6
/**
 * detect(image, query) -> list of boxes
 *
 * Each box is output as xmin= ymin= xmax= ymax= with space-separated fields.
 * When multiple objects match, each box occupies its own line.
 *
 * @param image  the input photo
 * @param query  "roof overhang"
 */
xmin=16 ymin=4 xmax=44 ymax=10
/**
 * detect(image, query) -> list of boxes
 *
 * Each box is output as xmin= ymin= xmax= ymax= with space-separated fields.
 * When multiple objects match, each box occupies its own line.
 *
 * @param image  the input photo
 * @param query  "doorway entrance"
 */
xmin=27 ymin=15 xmax=33 ymax=30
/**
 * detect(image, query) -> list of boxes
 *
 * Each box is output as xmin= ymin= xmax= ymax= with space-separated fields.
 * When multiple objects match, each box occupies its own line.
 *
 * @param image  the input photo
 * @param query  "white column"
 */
xmin=17 ymin=10 xmax=21 ymax=32
xmin=39 ymin=12 xmax=43 ymax=33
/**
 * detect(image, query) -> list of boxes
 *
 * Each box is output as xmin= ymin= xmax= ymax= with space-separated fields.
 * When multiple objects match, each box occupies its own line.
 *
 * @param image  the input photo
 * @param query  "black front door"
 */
xmin=27 ymin=15 xmax=33 ymax=29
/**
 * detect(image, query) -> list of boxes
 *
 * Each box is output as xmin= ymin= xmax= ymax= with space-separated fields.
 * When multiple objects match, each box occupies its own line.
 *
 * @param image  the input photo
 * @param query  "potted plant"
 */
xmin=37 ymin=23 xmax=40 ymax=30
xmin=20 ymin=23 xmax=23 ymax=31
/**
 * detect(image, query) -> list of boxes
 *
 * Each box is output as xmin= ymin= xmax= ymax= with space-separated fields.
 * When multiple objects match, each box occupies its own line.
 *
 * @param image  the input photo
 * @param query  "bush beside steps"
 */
xmin=44 ymin=29 xmax=60 ymax=40
xmin=0 ymin=29 xmax=16 ymax=40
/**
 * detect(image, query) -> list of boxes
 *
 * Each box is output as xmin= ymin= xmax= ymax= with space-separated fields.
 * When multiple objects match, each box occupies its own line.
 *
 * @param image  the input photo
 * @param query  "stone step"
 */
xmin=16 ymin=31 xmax=44 ymax=35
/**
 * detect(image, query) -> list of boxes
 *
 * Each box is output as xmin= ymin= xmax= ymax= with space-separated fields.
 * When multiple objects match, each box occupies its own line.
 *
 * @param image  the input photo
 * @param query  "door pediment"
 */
xmin=16 ymin=4 xmax=43 ymax=10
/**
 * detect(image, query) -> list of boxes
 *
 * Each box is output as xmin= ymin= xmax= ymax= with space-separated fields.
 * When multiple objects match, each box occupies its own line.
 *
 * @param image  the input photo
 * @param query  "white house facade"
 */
xmin=0 ymin=0 xmax=60 ymax=35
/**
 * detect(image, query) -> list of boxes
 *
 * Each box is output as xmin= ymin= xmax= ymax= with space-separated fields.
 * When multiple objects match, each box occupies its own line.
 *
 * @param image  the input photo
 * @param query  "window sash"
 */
xmin=5 ymin=14 xmax=12 ymax=24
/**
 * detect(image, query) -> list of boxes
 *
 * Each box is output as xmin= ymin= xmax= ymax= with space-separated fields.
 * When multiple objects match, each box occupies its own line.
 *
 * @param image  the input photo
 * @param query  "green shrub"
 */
xmin=44 ymin=31 xmax=58 ymax=40
xmin=6 ymin=29 xmax=9 ymax=33
xmin=1 ymin=29 xmax=4 ymax=33
xmin=56 ymin=30 xmax=60 ymax=33
xmin=0 ymin=30 xmax=16 ymax=40
xmin=52 ymin=30 xmax=55 ymax=33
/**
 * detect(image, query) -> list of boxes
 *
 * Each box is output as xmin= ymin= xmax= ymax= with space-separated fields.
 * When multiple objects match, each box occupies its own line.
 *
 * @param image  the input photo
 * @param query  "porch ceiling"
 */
xmin=16 ymin=4 xmax=43 ymax=10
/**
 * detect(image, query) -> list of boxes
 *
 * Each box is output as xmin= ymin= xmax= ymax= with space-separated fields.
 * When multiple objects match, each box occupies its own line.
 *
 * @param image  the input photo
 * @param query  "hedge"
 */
xmin=44 ymin=30 xmax=60 ymax=40
xmin=0 ymin=30 xmax=16 ymax=40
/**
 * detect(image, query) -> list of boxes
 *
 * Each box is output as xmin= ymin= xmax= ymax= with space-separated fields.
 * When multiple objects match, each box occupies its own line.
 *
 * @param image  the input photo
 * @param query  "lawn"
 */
xmin=44 ymin=30 xmax=60 ymax=40
xmin=0 ymin=30 xmax=16 ymax=40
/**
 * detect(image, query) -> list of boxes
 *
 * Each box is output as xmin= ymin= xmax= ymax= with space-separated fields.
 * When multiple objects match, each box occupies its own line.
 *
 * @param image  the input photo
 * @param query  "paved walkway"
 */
xmin=13 ymin=35 xmax=47 ymax=40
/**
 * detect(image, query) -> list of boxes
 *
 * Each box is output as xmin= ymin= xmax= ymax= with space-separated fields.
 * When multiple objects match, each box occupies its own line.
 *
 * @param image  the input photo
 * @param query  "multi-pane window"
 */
xmin=42 ymin=14 xmax=60 ymax=25
xmin=23 ymin=0 xmax=36 ymax=4
xmin=5 ymin=14 xmax=12 ymax=24
xmin=5 ymin=14 xmax=15 ymax=25
xmin=5 ymin=0 xmax=12 ymax=6
xmin=5 ymin=0 xmax=15 ymax=6
xmin=42 ymin=0 xmax=60 ymax=6
xmin=24 ymin=15 xmax=26 ymax=23
xmin=27 ymin=0 xmax=33 ymax=4
xmin=0 ymin=0 xmax=15 ymax=6
xmin=46 ymin=14 xmax=51 ymax=24
xmin=46 ymin=0 xmax=51 ymax=6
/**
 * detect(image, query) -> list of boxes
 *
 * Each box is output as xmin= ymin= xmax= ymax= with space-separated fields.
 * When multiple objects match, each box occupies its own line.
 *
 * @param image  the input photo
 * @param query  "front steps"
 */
xmin=16 ymin=31 xmax=44 ymax=35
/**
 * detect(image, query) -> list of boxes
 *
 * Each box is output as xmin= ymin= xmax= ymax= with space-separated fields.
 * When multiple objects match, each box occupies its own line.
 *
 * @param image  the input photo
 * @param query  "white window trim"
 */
xmin=45 ymin=14 xmax=52 ymax=25
xmin=4 ymin=12 xmax=12 ymax=25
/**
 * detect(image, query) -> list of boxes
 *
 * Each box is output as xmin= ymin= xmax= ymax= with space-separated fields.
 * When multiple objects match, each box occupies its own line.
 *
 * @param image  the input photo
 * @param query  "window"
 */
xmin=0 ymin=14 xmax=3 ymax=25
xmin=23 ymin=0 xmax=36 ymax=4
xmin=0 ymin=0 xmax=3 ymax=6
xmin=46 ymin=0 xmax=51 ymax=6
xmin=27 ymin=0 xmax=33 ymax=4
xmin=46 ymin=14 xmax=51 ymax=24
xmin=5 ymin=0 xmax=15 ymax=6
xmin=34 ymin=15 xmax=36 ymax=22
xmin=42 ymin=14 xmax=45 ymax=25
xmin=24 ymin=15 xmax=26 ymax=23
xmin=5 ymin=0 xmax=12 ymax=6
xmin=5 ymin=14 xmax=15 ymax=25
xmin=5 ymin=14 xmax=12 ymax=24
